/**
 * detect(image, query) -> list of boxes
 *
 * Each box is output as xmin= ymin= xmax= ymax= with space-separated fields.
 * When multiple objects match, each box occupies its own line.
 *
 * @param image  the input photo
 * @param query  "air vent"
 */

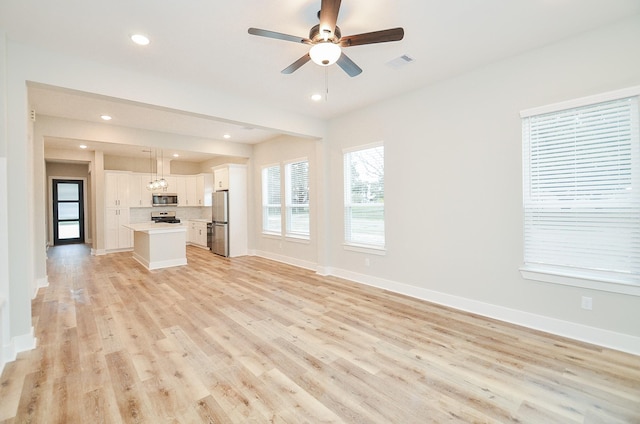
xmin=386 ymin=54 xmax=415 ymax=69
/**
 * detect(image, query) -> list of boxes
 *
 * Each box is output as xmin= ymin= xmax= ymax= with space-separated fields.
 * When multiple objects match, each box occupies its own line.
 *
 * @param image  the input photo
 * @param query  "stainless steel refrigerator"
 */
xmin=211 ymin=191 xmax=229 ymax=257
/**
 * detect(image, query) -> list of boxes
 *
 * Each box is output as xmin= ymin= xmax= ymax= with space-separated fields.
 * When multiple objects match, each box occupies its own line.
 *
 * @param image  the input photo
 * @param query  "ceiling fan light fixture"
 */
xmin=309 ymin=42 xmax=341 ymax=66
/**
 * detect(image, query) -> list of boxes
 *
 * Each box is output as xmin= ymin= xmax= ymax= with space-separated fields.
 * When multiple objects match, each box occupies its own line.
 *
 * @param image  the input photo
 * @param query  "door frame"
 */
xmin=48 ymin=176 xmax=89 ymax=246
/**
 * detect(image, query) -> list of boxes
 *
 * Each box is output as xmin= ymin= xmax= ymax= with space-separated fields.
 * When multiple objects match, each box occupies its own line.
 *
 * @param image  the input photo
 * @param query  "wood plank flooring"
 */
xmin=1 ymin=244 xmax=639 ymax=423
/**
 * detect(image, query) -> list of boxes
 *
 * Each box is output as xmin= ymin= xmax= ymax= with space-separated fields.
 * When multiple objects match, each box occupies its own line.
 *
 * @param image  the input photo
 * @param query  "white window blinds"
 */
xmin=285 ymin=160 xmax=309 ymax=237
xmin=262 ymin=165 xmax=281 ymax=234
xmin=522 ymin=95 xmax=640 ymax=285
xmin=344 ymin=144 xmax=385 ymax=248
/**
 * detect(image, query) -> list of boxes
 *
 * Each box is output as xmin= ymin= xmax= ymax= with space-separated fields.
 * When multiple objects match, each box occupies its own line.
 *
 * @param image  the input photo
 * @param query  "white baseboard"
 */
xmin=33 ymin=276 xmax=49 ymax=299
xmin=329 ymin=267 xmax=640 ymax=356
xmin=251 ymin=251 xmax=639 ymax=355
xmin=1 ymin=327 xmax=37 ymax=374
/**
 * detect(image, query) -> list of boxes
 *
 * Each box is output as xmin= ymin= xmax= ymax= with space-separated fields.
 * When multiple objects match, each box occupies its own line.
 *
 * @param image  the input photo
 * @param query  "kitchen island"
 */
xmin=124 ymin=222 xmax=187 ymax=270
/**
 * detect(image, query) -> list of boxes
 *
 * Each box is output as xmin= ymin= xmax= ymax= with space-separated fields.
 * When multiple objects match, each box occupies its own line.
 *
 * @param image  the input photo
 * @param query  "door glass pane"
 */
xmin=58 ymin=203 xmax=79 ymax=220
xmin=57 ymin=183 xmax=79 ymax=201
xmin=58 ymin=221 xmax=80 ymax=239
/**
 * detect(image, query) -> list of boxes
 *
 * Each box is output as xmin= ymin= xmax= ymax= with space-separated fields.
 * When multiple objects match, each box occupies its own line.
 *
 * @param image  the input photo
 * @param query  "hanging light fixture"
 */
xmin=309 ymin=41 xmax=341 ymax=66
xmin=158 ymin=149 xmax=168 ymax=190
xmin=146 ymin=149 xmax=155 ymax=191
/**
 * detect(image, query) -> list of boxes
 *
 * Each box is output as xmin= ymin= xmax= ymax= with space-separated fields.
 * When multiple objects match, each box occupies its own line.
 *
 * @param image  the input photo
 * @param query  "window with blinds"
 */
xmin=344 ymin=143 xmax=385 ymax=249
xmin=521 ymin=93 xmax=640 ymax=287
xmin=262 ymin=165 xmax=281 ymax=234
xmin=285 ymin=159 xmax=310 ymax=238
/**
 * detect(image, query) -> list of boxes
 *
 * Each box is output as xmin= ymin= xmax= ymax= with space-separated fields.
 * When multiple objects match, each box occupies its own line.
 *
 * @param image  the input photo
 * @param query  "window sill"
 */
xmin=520 ymin=265 xmax=640 ymax=296
xmin=285 ymin=235 xmax=310 ymax=244
xmin=261 ymin=232 xmax=281 ymax=239
xmin=343 ymin=243 xmax=386 ymax=256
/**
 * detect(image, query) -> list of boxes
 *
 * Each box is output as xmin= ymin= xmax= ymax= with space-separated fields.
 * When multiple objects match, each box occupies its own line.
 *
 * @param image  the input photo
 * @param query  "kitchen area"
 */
xmin=46 ymin=148 xmax=248 ymax=270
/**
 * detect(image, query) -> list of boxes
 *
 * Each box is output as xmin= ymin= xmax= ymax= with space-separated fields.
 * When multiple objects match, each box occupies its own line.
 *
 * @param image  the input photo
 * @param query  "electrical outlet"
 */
xmin=365 ymin=258 xmax=370 ymax=266
xmin=581 ymin=296 xmax=593 ymax=310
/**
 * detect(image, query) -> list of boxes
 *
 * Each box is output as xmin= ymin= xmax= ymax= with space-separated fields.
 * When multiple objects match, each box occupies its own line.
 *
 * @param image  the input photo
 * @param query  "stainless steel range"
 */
xmin=151 ymin=211 xmax=181 ymax=224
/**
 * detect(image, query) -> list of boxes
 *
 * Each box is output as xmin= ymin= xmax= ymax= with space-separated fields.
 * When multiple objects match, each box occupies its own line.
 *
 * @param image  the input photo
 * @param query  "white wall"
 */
xmin=321 ymin=15 xmax=640 ymax=352
xmin=250 ymin=135 xmax=319 ymax=270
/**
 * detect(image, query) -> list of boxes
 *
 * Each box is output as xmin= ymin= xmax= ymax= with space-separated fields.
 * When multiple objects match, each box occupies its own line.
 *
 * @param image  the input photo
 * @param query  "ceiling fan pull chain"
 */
xmin=325 ymin=66 xmax=329 ymax=101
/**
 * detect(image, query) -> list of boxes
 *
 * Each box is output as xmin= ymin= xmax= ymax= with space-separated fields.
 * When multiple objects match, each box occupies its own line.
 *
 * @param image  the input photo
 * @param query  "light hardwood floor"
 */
xmin=1 ymin=244 xmax=639 ymax=423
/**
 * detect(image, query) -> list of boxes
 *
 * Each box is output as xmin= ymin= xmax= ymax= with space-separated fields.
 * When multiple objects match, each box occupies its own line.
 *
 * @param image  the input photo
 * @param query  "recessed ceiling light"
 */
xmin=131 ymin=34 xmax=150 ymax=46
xmin=311 ymin=93 xmax=322 ymax=101
xmin=223 ymin=134 xmax=231 ymax=139
xmin=100 ymin=115 xmax=112 ymax=121
xmin=79 ymin=144 xmax=87 ymax=149
xmin=172 ymin=153 xmax=179 ymax=158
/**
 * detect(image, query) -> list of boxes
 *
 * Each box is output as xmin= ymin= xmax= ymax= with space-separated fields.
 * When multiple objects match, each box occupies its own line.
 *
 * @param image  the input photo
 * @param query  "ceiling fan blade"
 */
xmin=336 ymin=52 xmax=362 ymax=77
xmin=281 ymin=53 xmax=311 ymax=74
xmin=319 ymin=0 xmax=341 ymax=36
xmin=339 ymin=27 xmax=404 ymax=47
xmin=248 ymin=28 xmax=311 ymax=44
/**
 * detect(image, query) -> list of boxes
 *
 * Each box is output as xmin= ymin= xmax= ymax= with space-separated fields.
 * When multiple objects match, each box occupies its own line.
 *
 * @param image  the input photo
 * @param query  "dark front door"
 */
xmin=53 ymin=179 xmax=85 ymax=245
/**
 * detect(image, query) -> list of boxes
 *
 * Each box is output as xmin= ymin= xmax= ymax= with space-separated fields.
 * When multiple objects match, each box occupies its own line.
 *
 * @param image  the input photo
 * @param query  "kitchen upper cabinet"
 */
xmin=196 ymin=174 xmax=213 ymax=206
xmin=129 ymin=174 xmax=152 ymax=208
xmin=105 ymin=171 xmax=130 ymax=207
xmin=214 ymin=167 xmax=229 ymax=191
xmin=105 ymin=207 xmax=131 ymax=250
xmin=174 ymin=176 xmax=188 ymax=206
xmin=163 ymin=176 xmax=177 ymax=194
xmin=185 ymin=176 xmax=198 ymax=207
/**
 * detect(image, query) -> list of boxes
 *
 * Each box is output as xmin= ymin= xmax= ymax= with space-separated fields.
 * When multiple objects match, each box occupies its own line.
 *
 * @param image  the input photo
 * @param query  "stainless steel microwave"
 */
xmin=152 ymin=193 xmax=178 ymax=207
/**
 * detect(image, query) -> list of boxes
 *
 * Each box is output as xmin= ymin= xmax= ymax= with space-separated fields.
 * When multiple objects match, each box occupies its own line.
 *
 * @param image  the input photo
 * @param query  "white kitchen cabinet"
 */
xmin=129 ymin=174 xmax=152 ymax=207
xmin=188 ymin=220 xmax=209 ymax=248
xmin=105 ymin=171 xmax=130 ymax=207
xmin=214 ymin=167 xmax=229 ymax=191
xmin=196 ymin=174 xmax=213 ymax=206
xmin=174 ymin=176 xmax=187 ymax=206
xmin=163 ymin=176 xmax=177 ymax=194
xmin=105 ymin=207 xmax=132 ymax=250
xmin=185 ymin=176 xmax=198 ymax=206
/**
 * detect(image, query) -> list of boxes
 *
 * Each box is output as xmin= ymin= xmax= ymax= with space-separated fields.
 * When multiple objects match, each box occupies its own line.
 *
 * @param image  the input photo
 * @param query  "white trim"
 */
xmin=2 ymin=327 xmax=37 ymax=373
xmin=343 ymin=243 xmax=386 ymax=255
xmin=520 ymin=266 xmax=640 ymax=297
xmin=520 ymin=85 xmax=640 ymax=117
xmin=284 ymin=235 xmax=310 ymax=244
xmin=131 ymin=253 xmax=187 ymax=271
xmin=34 ymin=276 xmax=49 ymax=298
xmin=342 ymin=140 xmax=384 ymax=154
xmin=251 ymin=252 xmax=639 ymax=354
xmin=328 ymin=267 xmax=640 ymax=356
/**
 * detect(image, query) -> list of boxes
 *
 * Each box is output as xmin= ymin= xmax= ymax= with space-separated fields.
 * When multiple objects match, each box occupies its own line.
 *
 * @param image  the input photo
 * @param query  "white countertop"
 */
xmin=124 ymin=222 xmax=187 ymax=233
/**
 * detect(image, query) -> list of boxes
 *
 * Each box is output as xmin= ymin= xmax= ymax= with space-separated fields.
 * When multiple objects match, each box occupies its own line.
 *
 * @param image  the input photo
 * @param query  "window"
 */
xmin=262 ymin=165 xmax=281 ymax=234
xmin=344 ymin=143 xmax=385 ymax=249
xmin=521 ymin=89 xmax=640 ymax=292
xmin=285 ymin=159 xmax=309 ymax=238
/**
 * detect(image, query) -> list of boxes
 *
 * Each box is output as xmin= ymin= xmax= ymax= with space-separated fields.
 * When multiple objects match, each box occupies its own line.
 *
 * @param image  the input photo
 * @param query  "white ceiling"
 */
xmin=2 ymin=0 xmax=640 ymax=156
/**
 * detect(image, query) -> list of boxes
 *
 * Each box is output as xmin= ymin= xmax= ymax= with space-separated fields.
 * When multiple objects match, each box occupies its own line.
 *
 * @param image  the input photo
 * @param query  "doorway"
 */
xmin=52 ymin=179 xmax=85 ymax=245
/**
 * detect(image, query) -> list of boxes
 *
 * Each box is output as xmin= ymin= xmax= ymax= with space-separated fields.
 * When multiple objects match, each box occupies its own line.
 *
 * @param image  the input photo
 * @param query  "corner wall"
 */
xmin=324 ymin=15 xmax=640 ymax=353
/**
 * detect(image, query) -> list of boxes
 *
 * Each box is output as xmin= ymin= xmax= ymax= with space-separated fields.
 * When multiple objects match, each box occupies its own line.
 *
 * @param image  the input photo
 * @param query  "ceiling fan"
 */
xmin=248 ymin=0 xmax=404 ymax=77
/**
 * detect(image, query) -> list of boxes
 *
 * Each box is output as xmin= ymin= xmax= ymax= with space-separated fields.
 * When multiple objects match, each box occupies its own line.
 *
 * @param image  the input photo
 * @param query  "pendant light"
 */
xmin=146 ymin=149 xmax=155 ymax=191
xmin=158 ymin=149 xmax=168 ymax=190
